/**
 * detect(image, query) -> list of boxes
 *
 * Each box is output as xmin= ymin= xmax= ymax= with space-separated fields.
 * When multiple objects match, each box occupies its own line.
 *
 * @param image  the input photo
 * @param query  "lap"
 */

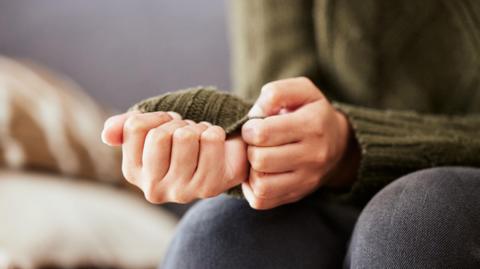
xmin=162 ymin=167 xmax=480 ymax=269
xmin=162 ymin=193 xmax=360 ymax=269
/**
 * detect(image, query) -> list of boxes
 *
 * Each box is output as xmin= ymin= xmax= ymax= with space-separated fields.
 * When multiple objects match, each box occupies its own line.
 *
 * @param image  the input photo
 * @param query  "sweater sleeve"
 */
xmin=230 ymin=0 xmax=322 ymax=101
xmin=333 ymin=102 xmax=480 ymax=205
xmin=129 ymin=87 xmax=254 ymax=197
xmin=129 ymin=87 xmax=480 ymax=204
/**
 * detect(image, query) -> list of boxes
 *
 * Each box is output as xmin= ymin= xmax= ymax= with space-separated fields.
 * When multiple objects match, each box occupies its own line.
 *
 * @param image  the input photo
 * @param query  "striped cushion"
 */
xmin=0 ymin=56 xmax=122 ymax=185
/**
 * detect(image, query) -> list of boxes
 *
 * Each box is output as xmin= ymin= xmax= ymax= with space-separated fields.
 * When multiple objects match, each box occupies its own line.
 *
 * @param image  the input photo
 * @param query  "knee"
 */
xmin=348 ymin=167 xmax=480 ymax=268
xmin=162 ymin=195 xmax=266 ymax=268
xmin=362 ymin=167 xmax=479 ymax=217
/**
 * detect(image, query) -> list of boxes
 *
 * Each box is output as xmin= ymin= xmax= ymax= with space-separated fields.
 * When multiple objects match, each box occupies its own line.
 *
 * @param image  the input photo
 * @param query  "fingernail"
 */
xmin=185 ymin=119 xmax=195 ymax=125
xmin=167 ymin=111 xmax=182 ymax=120
xmin=248 ymin=104 xmax=265 ymax=117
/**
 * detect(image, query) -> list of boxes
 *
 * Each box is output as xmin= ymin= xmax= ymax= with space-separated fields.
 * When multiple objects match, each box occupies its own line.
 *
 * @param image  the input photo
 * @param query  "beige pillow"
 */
xmin=0 ymin=170 xmax=178 ymax=269
xmin=0 ymin=56 xmax=122 ymax=184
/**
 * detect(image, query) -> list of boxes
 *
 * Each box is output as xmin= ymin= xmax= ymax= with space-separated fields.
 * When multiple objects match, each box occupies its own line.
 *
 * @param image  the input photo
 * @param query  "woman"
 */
xmin=102 ymin=0 xmax=480 ymax=268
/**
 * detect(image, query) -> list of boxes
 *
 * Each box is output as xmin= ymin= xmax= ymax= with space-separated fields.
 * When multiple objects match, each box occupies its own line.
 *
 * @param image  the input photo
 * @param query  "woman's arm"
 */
xmin=334 ymin=103 xmax=480 ymax=205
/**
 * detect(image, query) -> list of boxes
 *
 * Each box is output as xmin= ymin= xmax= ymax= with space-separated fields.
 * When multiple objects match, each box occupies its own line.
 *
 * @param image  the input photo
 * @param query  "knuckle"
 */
xmin=153 ymin=111 xmax=168 ymax=118
xmin=192 ymin=123 xmax=208 ymax=134
xmin=201 ymin=126 xmax=226 ymax=143
xmin=173 ymin=127 xmax=197 ymax=141
xmin=144 ymin=192 xmax=164 ymax=204
xmin=261 ymin=82 xmax=278 ymax=95
xmin=297 ymin=76 xmax=312 ymax=85
xmin=156 ymin=111 xmax=173 ymax=122
xmin=124 ymin=114 xmax=147 ymax=134
xmin=143 ymin=183 xmax=163 ymax=204
xmin=170 ymin=192 xmax=191 ymax=204
xmin=148 ymin=128 xmax=170 ymax=143
xmin=166 ymin=119 xmax=188 ymax=130
xmin=144 ymin=196 xmax=160 ymax=204
xmin=167 ymin=111 xmax=182 ymax=120
xmin=261 ymin=82 xmax=282 ymax=102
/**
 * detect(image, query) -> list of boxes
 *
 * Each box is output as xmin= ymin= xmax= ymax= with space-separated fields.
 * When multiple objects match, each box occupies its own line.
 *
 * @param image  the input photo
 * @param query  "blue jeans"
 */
xmin=162 ymin=167 xmax=480 ymax=268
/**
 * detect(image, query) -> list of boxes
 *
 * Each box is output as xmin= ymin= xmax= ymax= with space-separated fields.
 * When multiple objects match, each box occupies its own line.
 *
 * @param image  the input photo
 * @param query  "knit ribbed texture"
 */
xmin=130 ymin=87 xmax=252 ymax=135
xmin=127 ymin=0 xmax=480 ymax=206
xmin=230 ymin=0 xmax=480 ymax=206
xmin=334 ymin=102 xmax=480 ymax=205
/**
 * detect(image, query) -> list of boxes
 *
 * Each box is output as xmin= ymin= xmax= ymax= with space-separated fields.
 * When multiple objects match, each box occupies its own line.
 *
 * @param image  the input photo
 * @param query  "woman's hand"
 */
xmin=241 ymin=77 xmax=359 ymax=210
xmin=101 ymin=111 xmax=248 ymax=204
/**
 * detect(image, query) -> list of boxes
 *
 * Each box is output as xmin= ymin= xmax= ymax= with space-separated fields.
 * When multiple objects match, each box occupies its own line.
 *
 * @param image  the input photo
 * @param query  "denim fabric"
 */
xmin=162 ymin=167 xmax=480 ymax=269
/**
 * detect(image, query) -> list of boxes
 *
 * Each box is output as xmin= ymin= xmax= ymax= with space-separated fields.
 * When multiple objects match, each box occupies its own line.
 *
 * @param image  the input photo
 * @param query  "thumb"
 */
xmin=249 ymin=77 xmax=324 ymax=117
xmin=101 ymin=111 xmax=182 ymax=146
xmin=101 ymin=112 xmax=133 ymax=146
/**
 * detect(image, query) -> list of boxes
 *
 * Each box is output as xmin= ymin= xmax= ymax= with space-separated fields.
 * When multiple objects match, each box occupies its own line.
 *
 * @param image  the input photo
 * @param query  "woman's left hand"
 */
xmin=241 ymin=77 xmax=359 ymax=210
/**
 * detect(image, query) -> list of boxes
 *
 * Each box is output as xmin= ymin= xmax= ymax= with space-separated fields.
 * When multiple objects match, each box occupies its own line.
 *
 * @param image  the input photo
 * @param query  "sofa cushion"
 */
xmin=0 ymin=56 xmax=122 ymax=184
xmin=0 ymin=170 xmax=178 ymax=269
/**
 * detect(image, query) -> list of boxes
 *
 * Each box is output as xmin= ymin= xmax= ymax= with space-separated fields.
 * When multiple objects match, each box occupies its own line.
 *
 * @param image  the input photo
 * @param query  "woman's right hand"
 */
xmin=101 ymin=111 xmax=248 ymax=204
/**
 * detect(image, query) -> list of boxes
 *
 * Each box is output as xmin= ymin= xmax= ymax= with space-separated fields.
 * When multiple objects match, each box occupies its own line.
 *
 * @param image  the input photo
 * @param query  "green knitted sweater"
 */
xmin=131 ymin=0 xmax=480 ymax=206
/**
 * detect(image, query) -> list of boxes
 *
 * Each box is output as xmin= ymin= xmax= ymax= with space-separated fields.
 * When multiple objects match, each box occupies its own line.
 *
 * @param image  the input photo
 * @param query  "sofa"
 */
xmin=0 ymin=1 xmax=230 ymax=268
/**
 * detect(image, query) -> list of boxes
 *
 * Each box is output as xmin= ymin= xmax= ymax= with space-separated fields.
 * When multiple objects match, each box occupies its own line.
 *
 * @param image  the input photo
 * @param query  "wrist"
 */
xmin=324 ymin=111 xmax=360 ymax=188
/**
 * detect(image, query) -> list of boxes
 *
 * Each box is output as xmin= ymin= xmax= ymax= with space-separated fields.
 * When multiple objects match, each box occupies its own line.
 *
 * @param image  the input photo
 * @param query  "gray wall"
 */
xmin=0 ymin=0 xmax=231 ymax=110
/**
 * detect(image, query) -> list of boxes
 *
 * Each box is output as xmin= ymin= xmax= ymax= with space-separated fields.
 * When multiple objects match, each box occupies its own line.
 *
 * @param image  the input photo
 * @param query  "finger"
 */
xmin=166 ymin=111 xmax=182 ymax=120
xmin=241 ymin=113 xmax=306 ymax=146
xmin=102 ymin=111 xmax=181 ymax=146
xmin=191 ymin=126 xmax=226 ymax=198
xmin=224 ymin=135 xmax=248 ymax=186
xmin=102 ymin=111 xmax=137 ymax=146
xmin=241 ymin=182 xmax=298 ymax=210
xmin=122 ymin=112 xmax=174 ymax=169
xmin=143 ymin=118 xmax=189 ymax=172
xmin=199 ymin=121 xmax=213 ymax=126
xmin=249 ymin=77 xmax=324 ymax=117
xmin=248 ymin=169 xmax=301 ymax=199
xmin=142 ymin=127 xmax=175 ymax=185
xmin=185 ymin=119 xmax=195 ymax=125
xmin=247 ymin=143 xmax=305 ymax=173
xmin=167 ymin=125 xmax=202 ymax=181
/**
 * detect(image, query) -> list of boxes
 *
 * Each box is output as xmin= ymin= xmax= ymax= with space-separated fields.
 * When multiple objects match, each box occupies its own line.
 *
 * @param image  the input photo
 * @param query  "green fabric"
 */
xmin=130 ymin=87 xmax=252 ymax=135
xmin=333 ymin=103 xmax=480 ymax=205
xmin=130 ymin=0 xmax=480 ymax=206
xmin=230 ymin=0 xmax=480 ymax=205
